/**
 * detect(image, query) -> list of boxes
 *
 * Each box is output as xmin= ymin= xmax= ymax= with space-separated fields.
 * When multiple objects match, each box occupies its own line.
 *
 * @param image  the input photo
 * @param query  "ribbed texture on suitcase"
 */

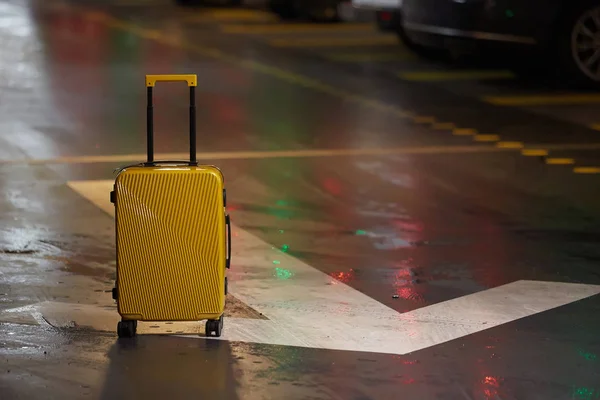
xmin=115 ymin=166 xmax=225 ymax=321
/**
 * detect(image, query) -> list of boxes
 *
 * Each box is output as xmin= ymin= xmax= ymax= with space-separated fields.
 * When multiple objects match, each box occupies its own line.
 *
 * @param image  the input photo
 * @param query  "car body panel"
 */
xmin=401 ymin=0 xmax=564 ymax=48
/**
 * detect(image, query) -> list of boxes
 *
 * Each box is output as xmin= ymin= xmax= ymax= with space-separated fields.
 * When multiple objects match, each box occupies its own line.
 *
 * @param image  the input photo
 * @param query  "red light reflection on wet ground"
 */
xmin=393 ymin=264 xmax=424 ymax=302
xmin=478 ymin=375 xmax=503 ymax=399
xmin=322 ymin=177 xmax=342 ymax=196
xmin=328 ymin=269 xmax=355 ymax=284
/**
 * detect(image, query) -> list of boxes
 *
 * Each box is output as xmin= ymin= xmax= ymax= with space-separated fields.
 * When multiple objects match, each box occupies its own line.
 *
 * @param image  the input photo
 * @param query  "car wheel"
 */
xmin=556 ymin=0 xmax=600 ymax=88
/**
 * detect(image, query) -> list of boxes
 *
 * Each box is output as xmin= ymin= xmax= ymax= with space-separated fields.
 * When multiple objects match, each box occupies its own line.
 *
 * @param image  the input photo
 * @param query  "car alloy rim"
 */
xmin=572 ymin=6 xmax=600 ymax=81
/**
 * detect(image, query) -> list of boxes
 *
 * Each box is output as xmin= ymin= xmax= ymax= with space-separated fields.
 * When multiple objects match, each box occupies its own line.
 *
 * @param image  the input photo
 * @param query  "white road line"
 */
xmin=59 ymin=180 xmax=600 ymax=354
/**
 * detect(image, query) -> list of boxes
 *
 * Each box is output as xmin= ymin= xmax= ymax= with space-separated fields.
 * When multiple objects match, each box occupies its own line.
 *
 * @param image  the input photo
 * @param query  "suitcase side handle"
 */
xmin=145 ymin=74 xmax=198 ymax=166
xmin=226 ymin=214 xmax=231 ymax=269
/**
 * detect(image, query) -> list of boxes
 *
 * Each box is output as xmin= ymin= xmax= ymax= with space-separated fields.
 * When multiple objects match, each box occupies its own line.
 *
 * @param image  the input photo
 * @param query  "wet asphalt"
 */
xmin=1 ymin=0 xmax=600 ymax=398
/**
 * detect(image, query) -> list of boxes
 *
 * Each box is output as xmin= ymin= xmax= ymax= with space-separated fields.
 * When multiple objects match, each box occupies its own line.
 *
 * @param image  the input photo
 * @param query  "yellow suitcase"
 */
xmin=110 ymin=74 xmax=231 ymax=338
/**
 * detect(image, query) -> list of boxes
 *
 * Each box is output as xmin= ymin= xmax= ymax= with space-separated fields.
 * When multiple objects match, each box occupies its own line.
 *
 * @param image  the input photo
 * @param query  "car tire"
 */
xmin=555 ymin=0 xmax=600 ymax=89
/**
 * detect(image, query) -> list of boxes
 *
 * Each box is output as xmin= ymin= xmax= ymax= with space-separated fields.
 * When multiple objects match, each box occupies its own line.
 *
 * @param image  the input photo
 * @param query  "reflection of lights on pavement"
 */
xmin=572 ymin=387 xmax=599 ymax=400
xmin=272 ymin=260 xmax=280 ymax=265
xmin=578 ymin=349 xmax=597 ymax=361
xmin=355 ymin=227 xmax=414 ymax=249
xmin=329 ymin=269 xmax=355 ymax=284
xmin=479 ymin=375 xmax=502 ymax=399
xmin=274 ymin=267 xmax=293 ymax=280
xmin=394 ymin=219 xmax=424 ymax=233
xmin=356 ymin=200 xmax=408 ymax=219
xmin=392 ymin=261 xmax=422 ymax=302
xmin=322 ymin=177 xmax=342 ymax=195
xmin=483 ymin=376 xmax=499 ymax=387
xmin=355 ymin=161 xmax=413 ymax=188
xmin=394 ymin=287 xmax=423 ymax=302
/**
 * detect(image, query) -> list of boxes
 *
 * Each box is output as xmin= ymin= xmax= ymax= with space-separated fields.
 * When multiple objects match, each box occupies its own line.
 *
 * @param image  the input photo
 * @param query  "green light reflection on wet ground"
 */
xmin=274 ymin=267 xmax=293 ymax=280
xmin=572 ymin=387 xmax=600 ymax=400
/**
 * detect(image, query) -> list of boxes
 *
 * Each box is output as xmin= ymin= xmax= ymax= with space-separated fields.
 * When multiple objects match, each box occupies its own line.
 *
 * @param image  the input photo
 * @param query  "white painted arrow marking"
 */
xmin=61 ymin=180 xmax=600 ymax=355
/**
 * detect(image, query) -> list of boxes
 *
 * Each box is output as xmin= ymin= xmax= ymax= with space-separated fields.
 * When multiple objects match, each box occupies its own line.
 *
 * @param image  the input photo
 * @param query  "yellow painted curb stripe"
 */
xmin=484 ymin=94 xmax=600 ymax=106
xmin=474 ymin=134 xmax=500 ymax=142
xmin=399 ymin=70 xmax=514 ymax=82
xmin=521 ymin=149 xmax=549 ymax=156
xmin=496 ymin=141 xmax=524 ymax=149
xmin=453 ymin=128 xmax=477 ymax=136
xmin=184 ymin=9 xmax=276 ymax=22
xmin=545 ymin=158 xmax=575 ymax=165
xmin=574 ymin=167 xmax=600 ymax=174
xmin=269 ymin=36 xmax=398 ymax=48
xmin=432 ymin=122 xmax=455 ymax=130
xmin=413 ymin=116 xmax=436 ymax=124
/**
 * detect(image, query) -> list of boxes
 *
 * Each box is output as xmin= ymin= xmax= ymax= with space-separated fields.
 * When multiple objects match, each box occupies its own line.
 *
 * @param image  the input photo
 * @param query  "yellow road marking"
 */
xmin=473 ymin=134 xmax=500 ymax=142
xmin=184 ymin=9 xmax=276 ymax=22
xmin=269 ymin=36 xmax=398 ymax=48
xmin=432 ymin=122 xmax=455 ymax=130
xmin=546 ymin=158 xmax=575 ymax=165
xmin=325 ymin=53 xmax=413 ymax=63
xmin=0 ymin=146 xmax=524 ymax=165
xmin=413 ymin=116 xmax=436 ymax=124
xmin=484 ymin=93 xmax=600 ymax=106
xmin=496 ymin=141 xmax=524 ymax=149
xmin=521 ymin=149 xmax=548 ymax=156
xmin=220 ymin=23 xmax=374 ymax=34
xmin=574 ymin=166 xmax=600 ymax=174
xmin=398 ymin=70 xmax=514 ymax=82
xmin=92 ymin=13 xmax=600 ymax=176
xmin=453 ymin=128 xmax=477 ymax=136
xmin=590 ymin=123 xmax=600 ymax=131
xmin=6 ymin=143 xmax=600 ymax=165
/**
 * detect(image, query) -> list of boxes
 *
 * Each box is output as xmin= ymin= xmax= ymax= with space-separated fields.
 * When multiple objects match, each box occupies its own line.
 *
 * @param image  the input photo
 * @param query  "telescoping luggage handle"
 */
xmin=226 ymin=214 xmax=231 ymax=269
xmin=145 ymin=74 xmax=198 ymax=166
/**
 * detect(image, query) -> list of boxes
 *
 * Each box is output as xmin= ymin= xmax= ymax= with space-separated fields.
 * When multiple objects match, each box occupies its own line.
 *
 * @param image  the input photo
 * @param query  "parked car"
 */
xmin=268 ymin=0 xmax=344 ymax=21
xmin=351 ymin=0 xmax=446 ymax=58
xmin=351 ymin=0 xmax=401 ymax=31
xmin=400 ymin=0 xmax=600 ymax=87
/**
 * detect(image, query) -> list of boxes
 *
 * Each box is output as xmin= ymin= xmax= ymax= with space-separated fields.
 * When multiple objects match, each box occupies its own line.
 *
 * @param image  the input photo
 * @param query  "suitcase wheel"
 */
xmin=205 ymin=316 xmax=224 ymax=338
xmin=117 ymin=320 xmax=137 ymax=338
